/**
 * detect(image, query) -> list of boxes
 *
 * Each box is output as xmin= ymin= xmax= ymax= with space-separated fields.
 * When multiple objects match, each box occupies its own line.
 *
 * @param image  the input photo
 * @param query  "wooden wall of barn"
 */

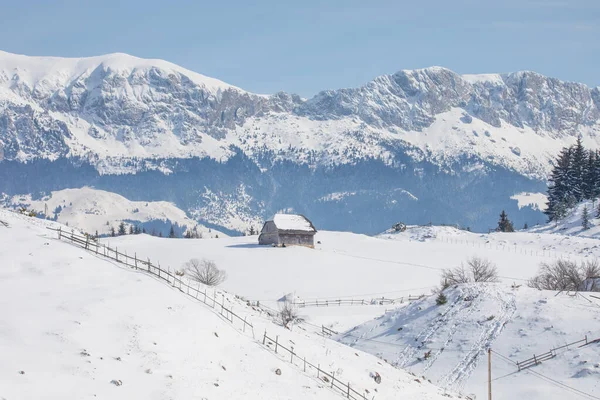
xmin=279 ymin=233 xmax=314 ymax=248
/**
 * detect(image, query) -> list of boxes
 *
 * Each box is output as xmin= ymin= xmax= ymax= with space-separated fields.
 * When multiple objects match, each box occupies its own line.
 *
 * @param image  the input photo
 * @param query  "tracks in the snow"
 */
xmin=439 ymin=289 xmax=516 ymax=391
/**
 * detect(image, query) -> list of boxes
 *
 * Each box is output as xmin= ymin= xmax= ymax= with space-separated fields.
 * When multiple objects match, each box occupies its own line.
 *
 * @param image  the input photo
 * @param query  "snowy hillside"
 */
xmin=337 ymin=284 xmax=600 ymax=399
xmin=0 ymin=209 xmax=454 ymax=400
xmin=2 ymin=206 xmax=600 ymax=399
xmin=528 ymin=200 xmax=600 ymax=239
xmin=92 ymin=217 xmax=600 ymax=399
xmin=4 ymin=187 xmax=224 ymax=237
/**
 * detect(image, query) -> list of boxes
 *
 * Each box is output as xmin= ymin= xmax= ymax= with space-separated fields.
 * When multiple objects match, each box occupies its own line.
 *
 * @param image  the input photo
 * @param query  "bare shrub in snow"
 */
xmin=440 ymin=257 xmax=498 ymax=287
xmin=441 ymin=265 xmax=470 ymax=286
xmin=278 ymin=299 xmax=299 ymax=329
xmin=185 ymin=258 xmax=227 ymax=286
xmin=467 ymin=257 xmax=499 ymax=283
xmin=528 ymin=259 xmax=600 ymax=291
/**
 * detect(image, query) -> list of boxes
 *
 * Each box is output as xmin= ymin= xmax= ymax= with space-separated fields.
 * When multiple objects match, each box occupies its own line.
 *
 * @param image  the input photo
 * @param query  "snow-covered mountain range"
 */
xmin=1 ymin=50 xmax=599 ymax=233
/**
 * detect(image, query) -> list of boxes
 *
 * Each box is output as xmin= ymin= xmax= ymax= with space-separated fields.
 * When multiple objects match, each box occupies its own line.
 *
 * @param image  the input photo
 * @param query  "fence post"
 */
xmin=263 ymin=330 xmax=267 ymax=345
xmin=275 ymin=336 xmax=279 ymax=353
xmin=347 ymin=382 xmax=350 ymax=398
xmin=85 ymin=235 xmax=89 ymax=250
xmin=147 ymin=258 xmax=151 ymax=272
xmin=58 ymin=227 xmax=62 ymax=239
xmin=533 ymin=354 xmax=537 ymax=364
xmin=304 ymin=357 xmax=306 ymax=372
xmin=331 ymin=372 xmax=335 ymax=388
xmin=158 ymin=262 xmax=161 ymax=279
xmin=134 ymin=253 xmax=137 ymax=269
xmin=317 ymin=364 xmax=320 ymax=378
xmin=116 ymin=247 xmax=118 ymax=262
xmin=290 ymin=347 xmax=294 ymax=363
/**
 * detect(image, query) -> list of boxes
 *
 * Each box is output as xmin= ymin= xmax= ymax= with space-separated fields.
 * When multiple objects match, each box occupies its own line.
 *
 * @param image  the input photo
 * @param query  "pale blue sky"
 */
xmin=0 ymin=0 xmax=598 ymax=96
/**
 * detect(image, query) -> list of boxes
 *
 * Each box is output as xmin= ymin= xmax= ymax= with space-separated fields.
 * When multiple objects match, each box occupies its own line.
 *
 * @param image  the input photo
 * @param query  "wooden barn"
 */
xmin=258 ymin=214 xmax=317 ymax=248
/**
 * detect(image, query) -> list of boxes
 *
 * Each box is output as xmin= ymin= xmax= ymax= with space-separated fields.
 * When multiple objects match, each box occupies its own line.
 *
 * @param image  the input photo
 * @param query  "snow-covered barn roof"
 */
xmin=272 ymin=214 xmax=316 ymax=233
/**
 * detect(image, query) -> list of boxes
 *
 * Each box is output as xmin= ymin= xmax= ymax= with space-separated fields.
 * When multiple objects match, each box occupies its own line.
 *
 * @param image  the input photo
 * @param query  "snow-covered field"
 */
xmin=2 ymin=207 xmax=599 ymax=400
xmin=0 ymin=208 xmax=454 ymax=400
xmin=5 ymin=187 xmax=224 ymax=238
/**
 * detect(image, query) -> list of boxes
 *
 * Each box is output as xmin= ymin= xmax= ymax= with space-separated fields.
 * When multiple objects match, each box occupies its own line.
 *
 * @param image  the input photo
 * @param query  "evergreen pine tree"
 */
xmin=168 ymin=225 xmax=176 ymax=238
xmin=110 ymin=226 xmax=116 ymax=237
xmin=436 ymin=292 xmax=447 ymax=305
xmin=523 ymin=223 xmax=528 ymax=230
xmin=597 ymin=201 xmax=600 ymax=219
xmin=545 ymin=146 xmax=572 ymax=221
xmin=118 ymin=221 xmax=127 ymax=236
xmin=571 ymin=138 xmax=586 ymax=202
xmin=594 ymin=150 xmax=600 ymax=200
xmin=583 ymin=151 xmax=596 ymax=199
xmin=159 ymin=231 xmax=163 ymax=237
xmin=582 ymin=205 xmax=591 ymax=230
xmin=497 ymin=210 xmax=514 ymax=232
xmin=129 ymin=225 xmax=134 ymax=235
xmin=142 ymin=227 xmax=147 ymax=234
xmin=95 ymin=230 xmax=99 ymax=239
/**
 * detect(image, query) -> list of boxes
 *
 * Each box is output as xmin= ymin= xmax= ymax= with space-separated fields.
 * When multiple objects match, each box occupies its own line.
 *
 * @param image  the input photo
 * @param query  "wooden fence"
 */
xmin=48 ymin=227 xmax=254 ymax=333
xmin=293 ymin=295 xmax=425 ymax=308
xmin=516 ymin=336 xmax=594 ymax=371
xmin=322 ymin=325 xmax=339 ymax=337
xmin=50 ymin=226 xmax=378 ymax=400
xmin=439 ymin=235 xmax=589 ymax=260
xmin=263 ymin=331 xmax=368 ymax=400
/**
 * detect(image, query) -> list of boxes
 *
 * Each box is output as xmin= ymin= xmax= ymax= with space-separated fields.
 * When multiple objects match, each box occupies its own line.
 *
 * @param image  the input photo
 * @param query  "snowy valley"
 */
xmin=2 ymin=206 xmax=599 ymax=400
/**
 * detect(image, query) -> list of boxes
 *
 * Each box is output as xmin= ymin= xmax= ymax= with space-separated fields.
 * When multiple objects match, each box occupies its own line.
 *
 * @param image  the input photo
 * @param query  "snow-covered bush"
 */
xmin=185 ymin=258 xmax=227 ymax=286
xmin=528 ymin=259 xmax=600 ymax=291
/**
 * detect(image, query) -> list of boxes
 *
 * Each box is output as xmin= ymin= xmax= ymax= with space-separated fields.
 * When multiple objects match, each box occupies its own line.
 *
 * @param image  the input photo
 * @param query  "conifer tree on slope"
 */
xmin=545 ymin=142 xmax=600 ymax=222
xmin=570 ymin=138 xmax=586 ymax=202
xmin=497 ymin=210 xmax=514 ymax=232
xmin=594 ymin=150 xmax=600 ymax=200
xmin=168 ymin=225 xmax=176 ymax=238
xmin=582 ymin=205 xmax=591 ymax=230
xmin=118 ymin=221 xmax=127 ymax=236
xmin=545 ymin=147 xmax=572 ymax=221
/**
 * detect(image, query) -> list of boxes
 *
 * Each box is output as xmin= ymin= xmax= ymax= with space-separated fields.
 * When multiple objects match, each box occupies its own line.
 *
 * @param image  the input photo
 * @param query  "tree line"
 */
xmin=545 ymin=138 xmax=600 ymax=222
xmin=106 ymin=221 xmax=212 ymax=239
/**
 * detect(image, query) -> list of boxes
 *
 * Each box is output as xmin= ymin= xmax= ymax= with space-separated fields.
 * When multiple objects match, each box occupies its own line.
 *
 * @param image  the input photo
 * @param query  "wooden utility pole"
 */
xmin=488 ymin=348 xmax=492 ymax=400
